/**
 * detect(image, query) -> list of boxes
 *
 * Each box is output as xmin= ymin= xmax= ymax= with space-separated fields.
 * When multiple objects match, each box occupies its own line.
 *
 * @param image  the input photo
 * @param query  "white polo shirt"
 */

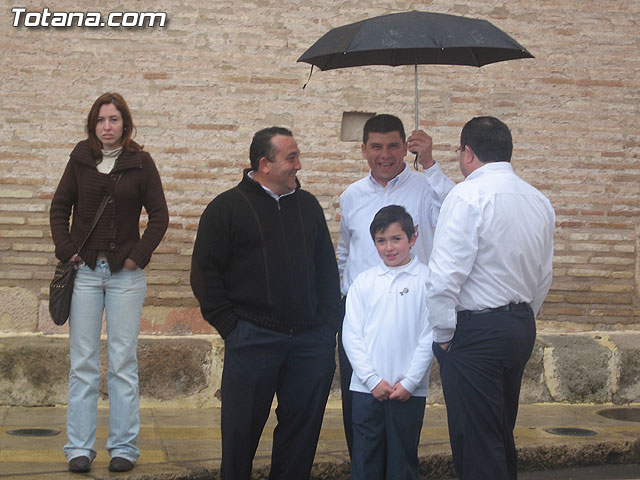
xmin=342 ymin=257 xmax=434 ymax=397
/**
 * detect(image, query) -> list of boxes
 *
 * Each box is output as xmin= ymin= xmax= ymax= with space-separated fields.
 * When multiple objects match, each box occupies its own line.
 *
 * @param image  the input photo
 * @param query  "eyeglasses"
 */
xmin=455 ymin=146 xmax=465 ymax=154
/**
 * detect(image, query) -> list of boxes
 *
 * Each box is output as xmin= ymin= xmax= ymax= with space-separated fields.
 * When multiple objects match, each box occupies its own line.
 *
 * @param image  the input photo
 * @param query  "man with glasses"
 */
xmin=337 ymin=114 xmax=454 ymax=456
xmin=427 ymin=116 xmax=555 ymax=480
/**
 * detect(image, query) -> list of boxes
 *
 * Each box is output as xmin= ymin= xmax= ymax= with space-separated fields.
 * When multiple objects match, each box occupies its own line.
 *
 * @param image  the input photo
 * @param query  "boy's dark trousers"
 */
xmin=433 ymin=305 xmax=535 ymax=480
xmin=350 ymin=392 xmax=425 ymax=480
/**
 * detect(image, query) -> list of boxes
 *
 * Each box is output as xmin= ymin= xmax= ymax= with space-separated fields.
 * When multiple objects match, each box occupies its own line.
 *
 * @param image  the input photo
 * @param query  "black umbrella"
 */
xmin=298 ymin=10 xmax=533 ymax=134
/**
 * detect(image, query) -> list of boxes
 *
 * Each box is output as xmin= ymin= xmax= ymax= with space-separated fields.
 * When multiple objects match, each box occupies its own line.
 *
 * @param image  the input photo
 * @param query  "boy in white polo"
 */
xmin=342 ymin=205 xmax=434 ymax=480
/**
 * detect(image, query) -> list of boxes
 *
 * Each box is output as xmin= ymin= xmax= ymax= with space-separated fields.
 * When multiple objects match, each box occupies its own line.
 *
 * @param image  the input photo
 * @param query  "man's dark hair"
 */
xmin=460 ymin=116 xmax=513 ymax=163
xmin=249 ymin=126 xmax=293 ymax=170
xmin=369 ymin=205 xmax=416 ymax=241
xmin=362 ymin=114 xmax=406 ymax=144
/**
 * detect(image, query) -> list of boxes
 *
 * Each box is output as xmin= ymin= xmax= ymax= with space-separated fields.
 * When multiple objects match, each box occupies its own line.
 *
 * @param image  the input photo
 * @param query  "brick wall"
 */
xmin=1 ymin=1 xmax=638 ymax=335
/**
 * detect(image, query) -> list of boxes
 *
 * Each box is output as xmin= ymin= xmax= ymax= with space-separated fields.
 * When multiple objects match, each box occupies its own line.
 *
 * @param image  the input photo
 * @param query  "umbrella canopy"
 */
xmin=297 ymin=11 xmax=533 ymax=166
xmin=297 ymin=10 xmax=533 ymax=70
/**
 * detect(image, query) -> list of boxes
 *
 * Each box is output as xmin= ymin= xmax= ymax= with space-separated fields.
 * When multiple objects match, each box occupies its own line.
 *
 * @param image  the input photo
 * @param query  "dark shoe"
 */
xmin=109 ymin=456 xmax=134 ymax=472
xmin=68 ymin=455 xmax=91 ymax=473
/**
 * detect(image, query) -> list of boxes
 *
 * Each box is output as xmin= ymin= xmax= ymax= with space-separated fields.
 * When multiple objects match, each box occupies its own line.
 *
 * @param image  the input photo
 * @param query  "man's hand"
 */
xmin=406 ymin=130 xmax=434 ymax=170
xmin=389 ymin=383 xmax=411 ymax=402
xmin=371 ymin=380 xmax=394 ymax=402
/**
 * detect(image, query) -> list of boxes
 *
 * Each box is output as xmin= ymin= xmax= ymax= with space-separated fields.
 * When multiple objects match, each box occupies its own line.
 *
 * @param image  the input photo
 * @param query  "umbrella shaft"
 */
xmin=414 ymin=64 xmax=418 ymax=131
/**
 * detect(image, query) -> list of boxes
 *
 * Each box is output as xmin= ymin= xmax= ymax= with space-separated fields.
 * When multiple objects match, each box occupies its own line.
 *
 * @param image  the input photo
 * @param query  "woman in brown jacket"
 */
xmin=50 ymin=93 xmax=169 ymax=474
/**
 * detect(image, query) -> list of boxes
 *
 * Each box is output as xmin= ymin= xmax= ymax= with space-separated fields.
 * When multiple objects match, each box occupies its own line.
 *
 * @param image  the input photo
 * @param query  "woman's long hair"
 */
xmin=86 ymin=92 xmax=141 ymax=158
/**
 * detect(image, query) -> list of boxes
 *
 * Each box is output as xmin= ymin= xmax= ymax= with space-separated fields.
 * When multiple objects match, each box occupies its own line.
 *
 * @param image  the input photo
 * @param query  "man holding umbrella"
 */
xmin=337 ymin=113 xmax=454 ymax=455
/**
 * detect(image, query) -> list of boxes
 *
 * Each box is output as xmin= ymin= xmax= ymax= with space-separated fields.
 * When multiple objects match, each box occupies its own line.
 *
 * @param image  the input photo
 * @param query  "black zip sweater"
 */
xmin=190 ymin=171 xmax=341 ymax=338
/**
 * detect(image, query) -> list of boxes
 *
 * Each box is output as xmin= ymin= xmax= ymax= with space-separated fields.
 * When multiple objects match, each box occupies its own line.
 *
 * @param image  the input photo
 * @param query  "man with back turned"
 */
xmin=427 ymin=116 xmax=555 ymax=479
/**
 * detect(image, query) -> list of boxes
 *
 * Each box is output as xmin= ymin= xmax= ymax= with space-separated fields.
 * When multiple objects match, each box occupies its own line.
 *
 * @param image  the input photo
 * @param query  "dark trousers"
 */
xmin=220 ymin=320 xmax=336 ymax=480
xmin=351 ymin=392 xmax=425 ymax=480
xmin=433 ymin=305 xmax=535 ymax=480
xmin=338 ymin=327 xmax=354 ymax=457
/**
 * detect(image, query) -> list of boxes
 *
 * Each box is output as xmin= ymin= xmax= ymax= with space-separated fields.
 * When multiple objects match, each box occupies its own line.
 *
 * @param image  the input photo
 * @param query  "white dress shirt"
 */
xmin=342 ymin=257 xmax=434 ymax=396
xmin=337 ymin=163 xmax=454 ymax=295
xmin=426 ymin=162 xmax=555 ymax=343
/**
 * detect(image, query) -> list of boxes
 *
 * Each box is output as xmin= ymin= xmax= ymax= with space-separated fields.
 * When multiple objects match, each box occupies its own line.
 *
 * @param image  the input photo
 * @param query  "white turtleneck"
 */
xmin=97 ymin=147 xmax=123 ymax=174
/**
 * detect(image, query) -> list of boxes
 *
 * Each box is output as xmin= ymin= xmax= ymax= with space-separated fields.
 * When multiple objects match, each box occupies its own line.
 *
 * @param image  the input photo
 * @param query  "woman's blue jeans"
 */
xmin=64 ymin=260 xmax=146 ymax=463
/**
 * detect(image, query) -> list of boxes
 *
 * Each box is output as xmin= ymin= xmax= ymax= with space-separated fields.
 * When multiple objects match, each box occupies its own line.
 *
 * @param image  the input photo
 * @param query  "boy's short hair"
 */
xmin=369 ymin=205 xmax=416 ymax=241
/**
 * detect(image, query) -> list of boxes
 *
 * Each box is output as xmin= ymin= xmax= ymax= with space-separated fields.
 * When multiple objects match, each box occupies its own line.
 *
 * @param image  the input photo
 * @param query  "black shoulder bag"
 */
xmin=49 ymin=193 xmax=113 ymax=326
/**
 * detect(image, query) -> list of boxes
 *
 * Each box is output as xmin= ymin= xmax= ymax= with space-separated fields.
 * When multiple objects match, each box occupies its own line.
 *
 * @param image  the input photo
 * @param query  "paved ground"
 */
xmin=518 ymin=464 xmax=640 ymax=479
xmin=0 ymin=403 xmax=638 ymax=479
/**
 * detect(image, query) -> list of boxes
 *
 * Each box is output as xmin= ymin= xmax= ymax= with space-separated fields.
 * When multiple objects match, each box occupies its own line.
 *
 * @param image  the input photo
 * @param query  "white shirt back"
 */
xmin=426 ymin=162 xmax=555 ymax=343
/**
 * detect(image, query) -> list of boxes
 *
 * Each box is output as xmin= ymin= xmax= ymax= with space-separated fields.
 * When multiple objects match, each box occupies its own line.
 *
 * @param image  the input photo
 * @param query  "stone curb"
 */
xmin=1 ymin=332 xmax=639 ymax=407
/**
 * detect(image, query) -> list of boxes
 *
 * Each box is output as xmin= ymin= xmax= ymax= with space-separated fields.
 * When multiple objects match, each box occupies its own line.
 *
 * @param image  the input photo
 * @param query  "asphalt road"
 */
xmin=518 ymin=464 xmax=640 ymax=479
xmin=437 ymin=464 xmax=640 ymax=479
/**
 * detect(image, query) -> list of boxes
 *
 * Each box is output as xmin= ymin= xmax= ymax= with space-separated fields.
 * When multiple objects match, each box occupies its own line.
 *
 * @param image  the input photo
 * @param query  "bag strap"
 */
xmin=76 ymin=174 xmax=122 ymax=255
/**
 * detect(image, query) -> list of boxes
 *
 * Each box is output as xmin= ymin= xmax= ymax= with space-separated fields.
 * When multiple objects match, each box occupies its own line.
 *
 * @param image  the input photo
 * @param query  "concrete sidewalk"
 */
xmin=0 ymin=403 xmax=639 ymax=479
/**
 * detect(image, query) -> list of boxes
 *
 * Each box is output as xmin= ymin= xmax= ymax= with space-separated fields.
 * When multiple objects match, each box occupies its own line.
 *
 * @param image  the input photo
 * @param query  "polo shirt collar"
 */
xmin=375 ymin=255 xmax=420 ymax=276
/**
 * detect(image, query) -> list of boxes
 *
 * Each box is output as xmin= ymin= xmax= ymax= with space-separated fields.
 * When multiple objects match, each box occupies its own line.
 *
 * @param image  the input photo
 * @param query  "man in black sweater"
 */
xmin=191 ymin=127 xmax=341 ymax=480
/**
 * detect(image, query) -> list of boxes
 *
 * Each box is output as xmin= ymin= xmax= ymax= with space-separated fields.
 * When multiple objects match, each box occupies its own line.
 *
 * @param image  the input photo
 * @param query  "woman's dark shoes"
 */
xmin=68 ymin=455 xmax=91 ymax=473
xmin=109 ymin=456 xmax=134 ymax=472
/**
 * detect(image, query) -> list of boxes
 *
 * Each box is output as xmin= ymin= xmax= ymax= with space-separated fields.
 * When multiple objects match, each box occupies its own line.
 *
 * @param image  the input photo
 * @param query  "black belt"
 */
xmin=460 ymin=302 xmax=529 ymax=316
